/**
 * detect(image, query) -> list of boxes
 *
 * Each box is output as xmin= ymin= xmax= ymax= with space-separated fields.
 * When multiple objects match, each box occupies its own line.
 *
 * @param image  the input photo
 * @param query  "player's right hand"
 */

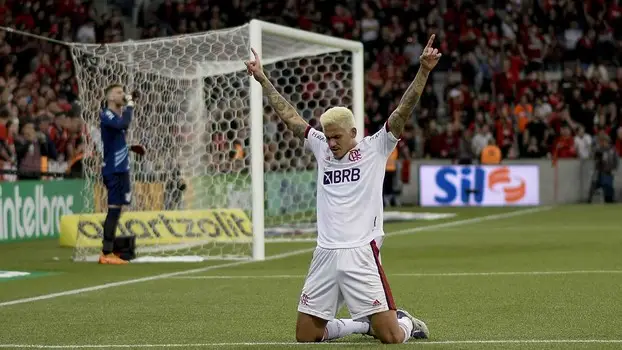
xmin=244 ymin=48 xmax=265 ymax=82
xmin=125 ymin=94 xmax=135 ymax=108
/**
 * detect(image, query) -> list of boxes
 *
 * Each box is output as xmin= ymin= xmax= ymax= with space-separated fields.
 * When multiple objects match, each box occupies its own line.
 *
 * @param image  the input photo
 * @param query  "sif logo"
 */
xmin=421 ymin=165 xmax=539 ymax=206
xmin=487 ymin=167 xmax=526 ymax=202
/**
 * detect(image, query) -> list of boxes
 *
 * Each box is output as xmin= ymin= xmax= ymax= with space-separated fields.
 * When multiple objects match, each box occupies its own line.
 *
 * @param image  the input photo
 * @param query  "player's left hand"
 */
xmin=124 ymin=94 xmax=135 ymax=108
xmin=244 ymin=48 xmax=267 ymax=83
xmin=130 ymin=144 xmax=146 ymax=156
xmin=420 ymin=34 xmax=442 ymax=72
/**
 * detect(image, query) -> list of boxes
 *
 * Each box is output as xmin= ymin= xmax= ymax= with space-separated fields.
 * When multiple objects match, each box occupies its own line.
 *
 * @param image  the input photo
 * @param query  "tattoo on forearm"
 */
xmin=260 ymin=76 xmax=307 ymax=138
xmin=388 ymin=68 xmax=429 ymax=135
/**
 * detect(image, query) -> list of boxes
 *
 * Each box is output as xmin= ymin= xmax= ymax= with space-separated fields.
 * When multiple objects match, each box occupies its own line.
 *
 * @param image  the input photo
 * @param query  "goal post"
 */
xmin=248 ymin=20 xmax=365 ymax=261
xmin=64 ymin=20 xmax=364 ymax=262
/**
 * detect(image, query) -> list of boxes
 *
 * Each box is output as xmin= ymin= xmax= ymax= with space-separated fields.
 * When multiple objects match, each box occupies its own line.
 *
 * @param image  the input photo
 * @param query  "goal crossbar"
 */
xmin=251 ymin=20 xmax=364 ymax=52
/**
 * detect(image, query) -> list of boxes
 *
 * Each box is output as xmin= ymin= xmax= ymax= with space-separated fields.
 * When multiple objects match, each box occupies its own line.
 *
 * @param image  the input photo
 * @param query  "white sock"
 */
xmin=323 ymin=319 xmax=370 ymax=341
xmin=397 ymin=317 xmax=414 ymax=343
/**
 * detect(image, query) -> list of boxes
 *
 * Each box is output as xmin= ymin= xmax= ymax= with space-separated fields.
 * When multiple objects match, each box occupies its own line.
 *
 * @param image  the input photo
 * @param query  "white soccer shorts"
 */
xmin=297 ymin=238 xmax=396 ymax=321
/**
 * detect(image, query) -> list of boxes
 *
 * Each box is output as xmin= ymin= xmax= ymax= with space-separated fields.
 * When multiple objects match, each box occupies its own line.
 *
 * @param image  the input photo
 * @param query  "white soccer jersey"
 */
xmin=304 ymin=123 xmax=399 ymax=249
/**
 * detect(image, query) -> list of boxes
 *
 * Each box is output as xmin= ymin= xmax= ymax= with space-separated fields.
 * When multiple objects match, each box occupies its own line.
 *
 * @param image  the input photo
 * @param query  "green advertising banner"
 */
xmin=187 ymin=170 xmax=318 ymax=218
xmin=0 ymin=180 xmax=85 ymax=243
xmin=265 ymin=170 xmax=317 ymax=217
xmin=187 ymin=174 xmax=251 ymax=210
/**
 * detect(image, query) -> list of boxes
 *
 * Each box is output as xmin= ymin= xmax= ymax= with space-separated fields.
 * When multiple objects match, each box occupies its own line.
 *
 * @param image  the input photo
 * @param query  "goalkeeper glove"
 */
xmin=125 ymin=94 xmax=135 ymax=108
xmin=130 ymin=144 xmax=146 ymax=156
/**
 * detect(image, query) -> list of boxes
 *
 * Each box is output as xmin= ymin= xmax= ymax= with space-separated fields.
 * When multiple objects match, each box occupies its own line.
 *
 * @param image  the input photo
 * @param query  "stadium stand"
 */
xmin=137 ymin=0 xmax=622 ymax=163
xmin=1 ymin=0 xmax=621 ymax=183
xmin=0 ymin=0 xmax=129 ymax=180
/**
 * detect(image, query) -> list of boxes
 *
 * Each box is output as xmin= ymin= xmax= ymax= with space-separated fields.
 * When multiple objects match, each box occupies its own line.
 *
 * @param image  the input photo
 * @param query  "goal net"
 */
xmin=68 ymin=20 xmax=363 ymax=262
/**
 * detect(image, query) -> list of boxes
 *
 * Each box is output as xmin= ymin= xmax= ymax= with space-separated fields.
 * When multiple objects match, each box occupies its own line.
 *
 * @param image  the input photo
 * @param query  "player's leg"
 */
xmin=341 ymin=239 xmax=429 ymax=344
xmin=295 ymin=247 xmax=339 ymax=342
xmin=99 ymin=172 xmax=130 ymax=264
xmin=295 ymin=312 xmax=327 ymax=342
xmin=602 ymin=174 xmax=615 ymax=203
xmin=299 ymin=293 xmax=370 ymax=342
xmin=312 ymin=289 xmax=370 ymax=342
xmin=324 ymin=236 xmax=387 ymax=339
xmin=321 ymin=317 xmax=370 ymax=341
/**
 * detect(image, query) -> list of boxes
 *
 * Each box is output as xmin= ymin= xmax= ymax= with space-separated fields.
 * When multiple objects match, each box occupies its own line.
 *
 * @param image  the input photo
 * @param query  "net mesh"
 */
xmin=69 ymin=24 xmax=354 ymax=262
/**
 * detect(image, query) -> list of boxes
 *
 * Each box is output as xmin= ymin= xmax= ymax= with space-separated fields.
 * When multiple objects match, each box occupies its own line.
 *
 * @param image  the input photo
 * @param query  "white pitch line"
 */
xmin=171 ymin=270 xmax=622 ymax=279
xmin=382 ymin=207 xmax=550 ymax=237
xmin=1 ymin=339 xmax=622 ymax=348
xmin=417 ymin=225 xmax=621 ymax=232
xmin=0 ymin=207 xmax=550 ymax=308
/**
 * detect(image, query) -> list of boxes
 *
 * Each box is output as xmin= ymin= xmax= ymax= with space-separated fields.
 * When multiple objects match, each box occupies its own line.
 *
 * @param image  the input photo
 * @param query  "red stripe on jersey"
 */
xmin=304 ymin=125 xmax=312 ymax=138
xmin=370 ymin=239 xmax=396 ymax=310
xmin=385 ymin=122 xmax=390 ymax=132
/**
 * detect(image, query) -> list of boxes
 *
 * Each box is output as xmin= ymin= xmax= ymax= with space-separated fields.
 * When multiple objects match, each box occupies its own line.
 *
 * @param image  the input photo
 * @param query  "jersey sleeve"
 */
xmin=367 ymin=122 xmax=399 ymax=157
xmin=303 ymin=125 xmax=326 ymax=159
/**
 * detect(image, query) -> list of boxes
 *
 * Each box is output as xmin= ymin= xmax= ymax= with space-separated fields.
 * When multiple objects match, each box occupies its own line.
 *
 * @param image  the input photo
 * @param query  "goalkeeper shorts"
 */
xmin=103 ymin=172 xmax=132 ymax=206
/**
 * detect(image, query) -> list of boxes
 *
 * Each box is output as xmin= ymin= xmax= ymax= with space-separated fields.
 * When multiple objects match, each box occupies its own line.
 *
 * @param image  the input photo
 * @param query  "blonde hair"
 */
xmin=320 ymin=107 xmax=355 ymax=130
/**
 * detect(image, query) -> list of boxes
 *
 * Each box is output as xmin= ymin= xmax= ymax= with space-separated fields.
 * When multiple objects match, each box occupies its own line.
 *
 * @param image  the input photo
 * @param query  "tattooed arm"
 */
xmin=257 ymin=74 xmax=308 ymax=138
xmin=387 ymin=67 xmax=430 ymax=137
xmin=245 ymin=48 xmax=308 ymax=139
xmin=387 ymin=34 xmax=441 ymax=137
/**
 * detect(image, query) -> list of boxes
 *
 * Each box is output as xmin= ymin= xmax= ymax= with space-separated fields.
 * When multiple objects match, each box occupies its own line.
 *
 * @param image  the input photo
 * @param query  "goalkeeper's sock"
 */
xmin=397 ymin=317 xmax=414 ymax=343
xmin=322 ymin=319 xmax=369 ymax=341
xmin=102 ymin=207 xmax=122 ymax=255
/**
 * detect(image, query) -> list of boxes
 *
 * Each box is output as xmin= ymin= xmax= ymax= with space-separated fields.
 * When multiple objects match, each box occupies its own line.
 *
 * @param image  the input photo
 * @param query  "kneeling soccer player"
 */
xmin=245 ymin=34 xmax=442 ymax=343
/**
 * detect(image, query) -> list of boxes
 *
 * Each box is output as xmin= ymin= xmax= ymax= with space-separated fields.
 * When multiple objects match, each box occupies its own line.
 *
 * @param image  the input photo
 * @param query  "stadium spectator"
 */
xmin=480 ymin=138 xmax=502 ymax=165
xmin=472 ymin=124 xmax=494 ymax=157
xmin=14 ymin=119 xmax=50 ymax=180
xmin=575 ymin=125 xmax=593 ymax=160
xmin=554 ymin=125 xmax=578 ymax=159
xmin=588 ymin=133 xmax=619 ymax=203
xmin=383 ymin=146 xmax=399 ymax=207
xmin=0 ymin=106 xmax=16 ymax=177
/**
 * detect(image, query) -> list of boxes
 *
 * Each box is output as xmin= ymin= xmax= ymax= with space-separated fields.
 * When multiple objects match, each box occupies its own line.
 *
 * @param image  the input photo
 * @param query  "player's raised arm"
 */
xmin=245 ymin=48 xmax=308 ymax=138
xmin=387 ymin=34 xmax=442 ymax=136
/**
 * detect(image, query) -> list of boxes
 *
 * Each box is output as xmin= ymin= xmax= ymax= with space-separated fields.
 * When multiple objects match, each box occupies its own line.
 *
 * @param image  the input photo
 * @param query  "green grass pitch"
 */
xmin=0 ymin=205 xmax=621 ymax=349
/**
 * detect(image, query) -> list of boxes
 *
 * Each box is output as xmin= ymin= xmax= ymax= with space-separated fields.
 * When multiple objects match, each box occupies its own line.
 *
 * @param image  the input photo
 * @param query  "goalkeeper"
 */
xmin=98 ymin=84 xmax=145 ymax=265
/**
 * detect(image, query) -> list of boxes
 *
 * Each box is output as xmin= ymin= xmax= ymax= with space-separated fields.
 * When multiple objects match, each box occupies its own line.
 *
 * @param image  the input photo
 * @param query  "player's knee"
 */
xmin=295 ymin=313 xmax=326 ymax=343
xmin=370 ymin=310 xmax=404 ymax=344
xmin=295 ymin=328 xmax=323 ymax=343
xmin=295 ymin=333 xmax=322 ymax=343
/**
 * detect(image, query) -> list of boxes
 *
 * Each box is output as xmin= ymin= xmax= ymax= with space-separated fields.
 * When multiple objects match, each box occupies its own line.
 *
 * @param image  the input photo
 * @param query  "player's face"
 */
xmin=108 ymin=87 xmax=125 ymax=107
xmin=323 ymin=124 xmax=356 ymax=159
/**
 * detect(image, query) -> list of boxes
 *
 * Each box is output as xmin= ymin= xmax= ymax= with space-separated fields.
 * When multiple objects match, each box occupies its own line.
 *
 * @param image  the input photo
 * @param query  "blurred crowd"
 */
xmin=0 ymin=0 xmax=126 ymax=180
xmin=1 ymin=0 xmax=622 ymax=182
xmin=142 ymin=0 xmax=622 ymax=165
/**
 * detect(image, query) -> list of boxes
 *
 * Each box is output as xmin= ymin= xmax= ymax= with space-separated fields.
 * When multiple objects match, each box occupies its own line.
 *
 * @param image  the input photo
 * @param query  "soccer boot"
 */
xmin=397 ymin=309 xmax=430 ymax=339
xmin=98 ymin=253 xmax=128 ymax=265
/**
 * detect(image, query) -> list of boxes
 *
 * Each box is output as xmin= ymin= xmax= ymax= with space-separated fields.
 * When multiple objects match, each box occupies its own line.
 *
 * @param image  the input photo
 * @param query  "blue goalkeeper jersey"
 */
xmin=100 ymin=106 xmax=133 ymax=175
